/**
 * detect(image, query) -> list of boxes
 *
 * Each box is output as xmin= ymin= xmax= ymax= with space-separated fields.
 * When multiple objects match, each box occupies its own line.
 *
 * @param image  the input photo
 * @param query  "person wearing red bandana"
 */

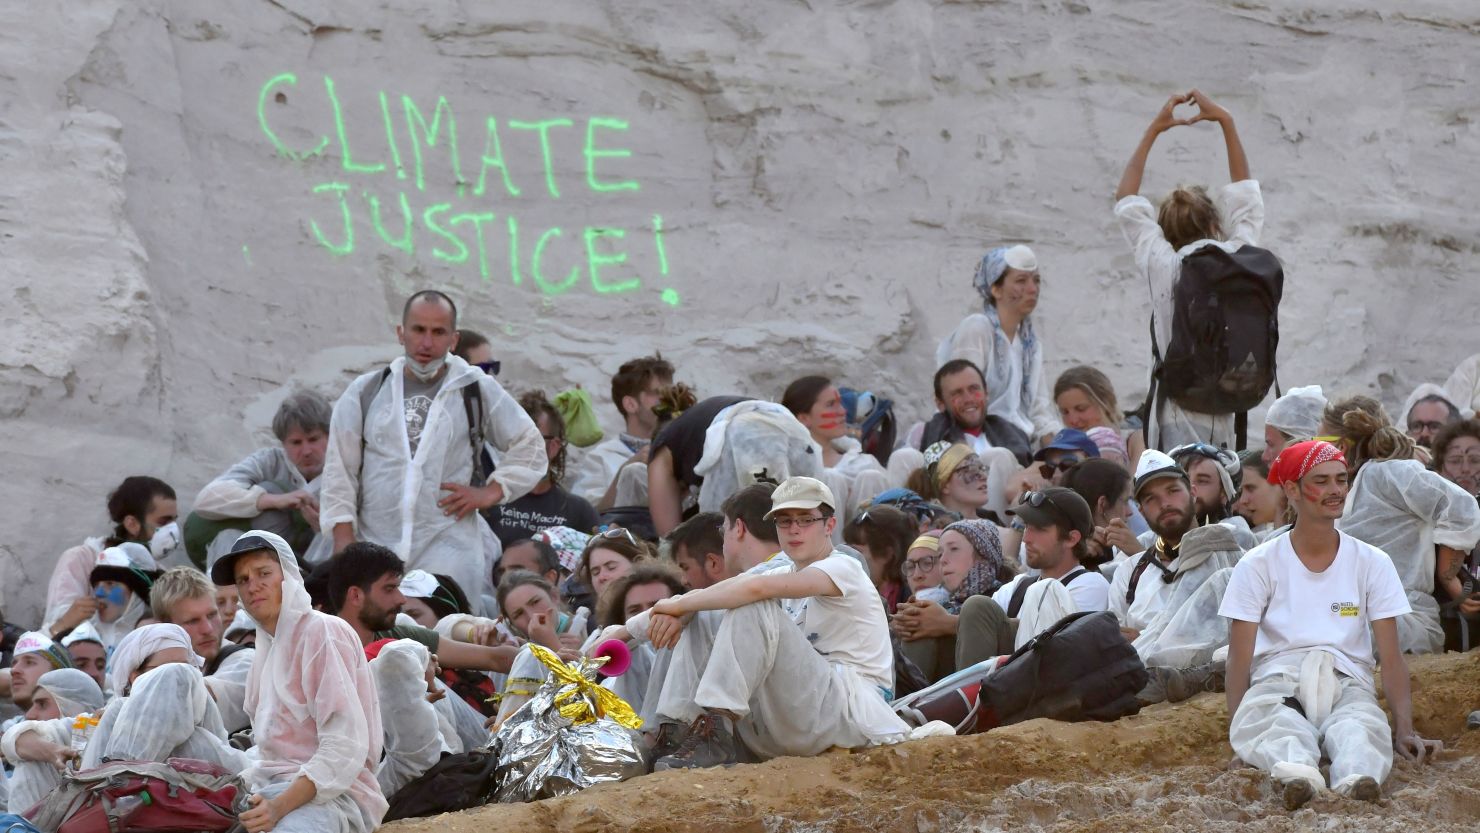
xmin=1220 ymin=441 xmax=1440 ymax=810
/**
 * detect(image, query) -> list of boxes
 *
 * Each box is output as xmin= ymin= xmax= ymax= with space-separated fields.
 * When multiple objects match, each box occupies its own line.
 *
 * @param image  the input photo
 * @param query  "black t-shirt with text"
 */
xmin=484 ymin=485 xmax=600 ymax=548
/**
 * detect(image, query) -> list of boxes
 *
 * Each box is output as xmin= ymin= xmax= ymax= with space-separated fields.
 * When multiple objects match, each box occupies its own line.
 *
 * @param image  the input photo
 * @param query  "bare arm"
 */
xmin=1437 ymin=545 xmax=1467 ymax=601
xmin=1374 ymin=617 xmax=1441 ymax=762
xmin=647 ymin=446 xmax=683 ymax=537
xmin=434 ymin=639 xmax=517 ymax=674
xmin=653 ymin=567 xmax=840 ymax=617
xmin=1115 ymin=92 xmax=1191 ymax=201
xmin=1224 ymin=618 xmax=1258 ymax=719
xmin=1185 ymin=89 xmax=1249 ymax=182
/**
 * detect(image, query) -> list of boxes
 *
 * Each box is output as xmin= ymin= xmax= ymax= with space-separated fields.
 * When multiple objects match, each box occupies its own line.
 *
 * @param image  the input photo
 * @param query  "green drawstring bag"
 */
xmin=554 ymin=388 xmax=603 ymax=448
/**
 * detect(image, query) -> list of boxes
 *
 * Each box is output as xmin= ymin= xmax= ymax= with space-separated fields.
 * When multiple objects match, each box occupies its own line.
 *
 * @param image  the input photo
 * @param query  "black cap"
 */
xmin=210 ymin=534 xmax=277 ymax=587
xmin=1012 ymin=487 xmax=1094 ymax=539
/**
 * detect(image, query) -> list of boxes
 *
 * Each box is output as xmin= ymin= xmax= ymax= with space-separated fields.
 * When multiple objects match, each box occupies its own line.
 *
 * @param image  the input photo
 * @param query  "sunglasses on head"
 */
xmin=1020 ymin=489 xmax=1070 ymax=518
xmin=597 ymin=527 xmax=639 ymax=547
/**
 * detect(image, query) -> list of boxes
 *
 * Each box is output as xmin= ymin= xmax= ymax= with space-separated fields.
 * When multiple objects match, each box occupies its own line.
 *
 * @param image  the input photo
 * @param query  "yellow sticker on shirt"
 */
xmin=1331 ymin=602 xmax=1360 ymax=618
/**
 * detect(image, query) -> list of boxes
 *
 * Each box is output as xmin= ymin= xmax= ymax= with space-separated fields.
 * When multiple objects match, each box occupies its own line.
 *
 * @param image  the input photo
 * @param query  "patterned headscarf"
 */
xmin=1268 ymin=440 xmax=1346 ymax=486
xmin=534 ymin=526 xmax=593 ymax=573
xmin=941 ymin=519 xmax=1005 ymax=613
xmin=970 ymin=245 xmax=1041 ymax=414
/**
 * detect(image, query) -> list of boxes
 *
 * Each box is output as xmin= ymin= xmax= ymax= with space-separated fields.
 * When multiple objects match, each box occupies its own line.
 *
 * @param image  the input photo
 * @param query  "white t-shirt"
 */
xmin=993 ymin=568 xmax=1110 ymax=616
xmin=793 ymin=551 xmax=894 ymax=690
xmin=1218 ymin=531 xmax=1410 ymax=687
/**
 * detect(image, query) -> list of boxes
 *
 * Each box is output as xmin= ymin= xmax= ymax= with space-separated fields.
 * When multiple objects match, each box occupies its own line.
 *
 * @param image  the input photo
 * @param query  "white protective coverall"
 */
xmin=1113 ymin=179 xmax=1265 ymax=450
xmin=41 ymin=536 xmax=105 ymax=632
xmin=0 ymin=669 xmax=106 ymax=812
xmin=1220 ymin=533 xmax=1411 ymax=795
xmin=241 ymin=531 xmax=387 ymax=833
xmin=371 ymin=639 xmax=455 ymax=797
xmin=204 ymin=644 xmax=256 ymax=734
xmin=320 ymin=355 xmax=546 ymax=611
xmin=1442 ymin=353 xmax=1480 ymax=418
xmin=1131 ymin=523 xmax=1243 ymax=670
xmin=1337 ymin=459 xmax=1480 ymax=654
xmin=693 ymin=402 xmax=822 ymax=514
xmin=194 ymin=447 xmax=331 ymax=567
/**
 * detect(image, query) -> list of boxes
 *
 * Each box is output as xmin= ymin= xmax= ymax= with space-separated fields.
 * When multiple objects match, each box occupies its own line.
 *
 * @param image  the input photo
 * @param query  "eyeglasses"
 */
xmin=1037 ymin=459 xmax=1081 ymax=479
xmin=952 ymin=464 xmax=988 ymax=484
xmin=1409 ymin=421 xmax=1447 ymax=434
xmin=597 ymin=527 xmax=638 ymax=547
xmin=902 ymin=555 xmax=940 ymax=574
xmin=773 ymin=516 xmax=827 ymax=530
xmin=475 ymin=360 xmax=502 ymax=377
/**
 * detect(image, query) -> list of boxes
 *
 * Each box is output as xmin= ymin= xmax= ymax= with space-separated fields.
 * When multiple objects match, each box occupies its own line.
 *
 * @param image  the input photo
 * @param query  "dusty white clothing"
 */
xmin=204 ymin=646 xmax=255 ymax=734
xmin=1220 ymin=532 xmax=1410 ymax=688
xmin=1229 ymin=657 xmax=1393 ymax=789
xmin=320 ymin=355 xmax=546 ymax=608
xmin=1135 ymin=564 xmax=1236 ymax=670
xmin=569 ymin=434 xmax=643 ymax=505
xmin=35 ymin=668 xmax=105 ymax=717
xmin=41 ymin=537 xmax=105 ymax=631
xmin=4 ymin=716 xmax=72 ymax=812
xmin=1005 ymin=579 xmax=1078 ymax=650
xmin=1264 ymin=385 xmax=1327 ymax=441
xmin=82 ymin=663 xmax=247 ymax=772
xmin=817 ymin=437 xmax=891 ymax=525
xmin=1442 ymin=353 xmax=1480 ymax=418
xmin=108 ymin=622 xmax=200 ymax=696
xmin=693 ymin=401 xmax=822 ymax=513
xmin=693 ymin=599 xmax=908 ymax=759
xmin=1114 ymin=179 xmax=1265 ymax=450
xmin=789 ymin=553 xmax=895 ymax=690
xmin=1108 ymin=546 xmax=1177 ymax=633
xmin=241 ymin=531 xmax=385 ymax=832
xmin=371 ymin=640 xmax=449 ymax=797
xmin=1337 ymin=459 xmax=1480 ymax=654
xmin=993 ymin=569 xmax=1109 ymax=616
xmin=195 ymin=447 xmax=331 ymax=567
xmin=936 ymin=314 xmax=1061 ymax=440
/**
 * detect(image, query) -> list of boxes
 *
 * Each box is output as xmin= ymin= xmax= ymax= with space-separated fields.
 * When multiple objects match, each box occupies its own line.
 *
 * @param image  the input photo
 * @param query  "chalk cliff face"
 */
xmin=2 ymin=0 xmax=1476 ymax=622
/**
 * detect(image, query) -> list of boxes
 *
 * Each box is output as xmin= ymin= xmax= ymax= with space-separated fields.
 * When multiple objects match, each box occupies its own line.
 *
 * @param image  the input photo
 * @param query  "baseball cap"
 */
xmin=1033 ymin=428 xmax=1101 ymax=462
xmin=1133 ymin=449 xmax=1187 ymax=501
xmin=1012 ymin=487 xmax=1094 ymax=539
xmin=764 ymin=477 xmax=836 ymax=519
xmin=210 ymin=532 xmax=278 ymax=586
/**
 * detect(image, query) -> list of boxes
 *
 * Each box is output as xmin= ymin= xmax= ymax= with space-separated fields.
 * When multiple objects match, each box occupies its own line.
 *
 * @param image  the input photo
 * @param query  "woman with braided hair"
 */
xmin=1325 ymin=396 xmax=1480 ymax=654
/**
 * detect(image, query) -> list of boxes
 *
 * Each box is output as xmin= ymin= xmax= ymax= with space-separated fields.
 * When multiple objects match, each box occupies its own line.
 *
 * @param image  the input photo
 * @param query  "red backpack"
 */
xmin=25 ymin=758 xmax=246 ymax=833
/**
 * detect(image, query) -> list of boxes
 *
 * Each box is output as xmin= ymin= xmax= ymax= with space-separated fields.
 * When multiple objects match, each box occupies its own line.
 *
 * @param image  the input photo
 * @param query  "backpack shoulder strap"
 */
xmin=1005 ymin=575 xmax=1043 ymax=619
xmin=1125 ymin=551 xmax=1156 ymax=607
xmin=358 ymin=368 xmax=393 ymax=481
xmin=1059 ymin=567 xmax=1090 ymax=587
xmin=462 ymin=381 xmax=487 ymax=486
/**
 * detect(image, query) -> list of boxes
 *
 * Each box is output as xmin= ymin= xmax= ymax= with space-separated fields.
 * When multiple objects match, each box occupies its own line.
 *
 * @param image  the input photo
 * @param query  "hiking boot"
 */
xmin=1151 ymin=662 xmax=1225 ymax=703
xmin=648 ymin=720 xmax=687 ymax=760
xmin=1282 ymin=778 xmax=1316 ymax=811
xmin=653 ymin=711 xmax=737 ymax=771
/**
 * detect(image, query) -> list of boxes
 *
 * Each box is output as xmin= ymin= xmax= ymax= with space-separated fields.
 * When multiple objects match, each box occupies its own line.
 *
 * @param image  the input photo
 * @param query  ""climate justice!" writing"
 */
xmin=256 ymin=72 xmax=676 ymax=303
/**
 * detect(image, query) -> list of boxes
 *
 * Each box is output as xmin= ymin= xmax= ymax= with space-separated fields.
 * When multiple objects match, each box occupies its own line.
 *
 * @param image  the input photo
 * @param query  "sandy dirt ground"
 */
xmin=388 ymin=652 xmax=1479 ymax=833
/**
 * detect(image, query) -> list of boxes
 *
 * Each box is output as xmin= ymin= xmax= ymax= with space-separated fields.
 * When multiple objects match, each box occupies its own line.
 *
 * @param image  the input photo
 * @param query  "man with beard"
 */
xmin=1168 ymin=442 xmax=1258 ymax=550
xmin=1110 ymin=451 xmax=1199 ymax=641
xmin=903 ymin=360 xmax=1031 ymax=518
xmin=327 ymin=542 xmax=516 ymax=673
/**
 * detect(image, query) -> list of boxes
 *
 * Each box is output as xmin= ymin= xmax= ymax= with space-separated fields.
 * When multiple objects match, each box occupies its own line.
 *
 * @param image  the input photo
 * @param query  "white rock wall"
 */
xmin=3 ymin=0 xmax=1477 ymax=624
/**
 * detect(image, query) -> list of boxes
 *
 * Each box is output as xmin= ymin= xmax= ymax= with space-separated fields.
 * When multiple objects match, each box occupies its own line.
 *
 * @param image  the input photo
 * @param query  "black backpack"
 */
xmin=979 ymin=610 xmax=1149 ymax=727
xmin=1150 ymin=244 xmax=1283 ymax=449
xmin=383 ymin=749 xmax=500 ymax=821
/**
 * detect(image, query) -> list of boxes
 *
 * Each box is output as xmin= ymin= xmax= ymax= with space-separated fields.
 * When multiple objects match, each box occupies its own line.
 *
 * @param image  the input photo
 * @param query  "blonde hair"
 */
xmin=1324 ymin=395 xmax=1415 ymax=474
xmin=1157 ymin=186 xmax=1222 ymax=250
xmin=150 ymin=566 xmax=215 ymax=622
xmin=1053 ymin=366 xmax=1120 ymax=424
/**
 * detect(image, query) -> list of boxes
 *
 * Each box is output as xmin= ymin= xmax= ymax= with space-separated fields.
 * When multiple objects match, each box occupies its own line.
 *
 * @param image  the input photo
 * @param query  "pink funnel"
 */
xmin=592 ymin=639 xmax=632 ymax=676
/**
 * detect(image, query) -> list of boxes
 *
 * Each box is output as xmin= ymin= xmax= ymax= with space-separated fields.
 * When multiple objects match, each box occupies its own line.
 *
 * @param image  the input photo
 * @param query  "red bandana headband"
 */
xmin=1268 ymin=440 xmax=1345 ymax=486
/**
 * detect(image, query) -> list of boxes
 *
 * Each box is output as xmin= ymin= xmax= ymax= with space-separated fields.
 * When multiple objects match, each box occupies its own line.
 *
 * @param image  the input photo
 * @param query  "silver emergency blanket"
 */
xmin=491 ymin=645 xmax=647 ymax=802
